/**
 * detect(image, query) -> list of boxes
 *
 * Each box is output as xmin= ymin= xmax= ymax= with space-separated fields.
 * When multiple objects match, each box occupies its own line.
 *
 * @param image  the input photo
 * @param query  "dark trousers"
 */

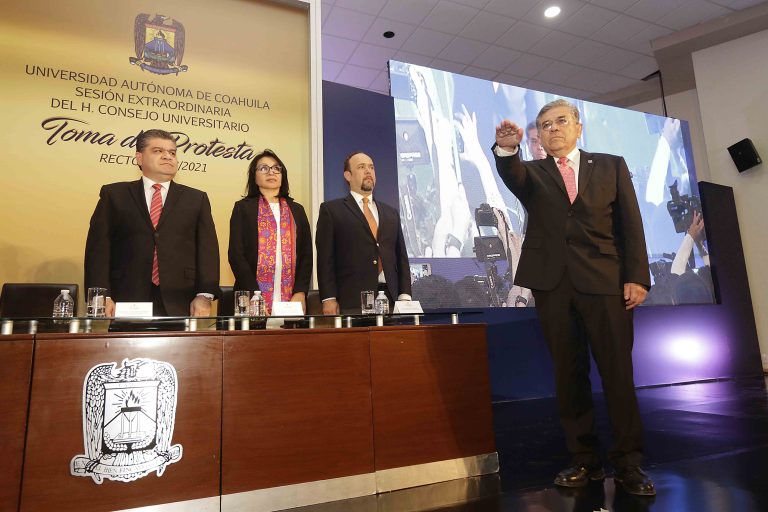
xmin=532 ymin=271 xmax=644 ymax=468
xmin=150 ymin=284 xmax=168 ymax=317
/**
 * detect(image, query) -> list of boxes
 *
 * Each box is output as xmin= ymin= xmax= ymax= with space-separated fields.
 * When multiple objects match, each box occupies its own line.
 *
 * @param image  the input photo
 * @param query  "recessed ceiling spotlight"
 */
xmin=383 ymin=31 xmax=395 ymax=38
xmin=544 ymin=6 xmax=561 ymax=18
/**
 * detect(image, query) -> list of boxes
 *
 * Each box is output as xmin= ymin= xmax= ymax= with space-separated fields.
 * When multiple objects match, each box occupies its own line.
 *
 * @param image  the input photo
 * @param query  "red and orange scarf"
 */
xmin=256 ymin=196 xmax=297 ymax=314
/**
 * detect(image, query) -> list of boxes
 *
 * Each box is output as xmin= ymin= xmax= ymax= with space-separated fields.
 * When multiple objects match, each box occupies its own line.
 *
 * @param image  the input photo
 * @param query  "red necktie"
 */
xmin=557 ymin=157 xmax=577 ymax=203
xmin=149 ymin=183 xmax=163 ymax=285
xmin=363 ymin=197 xmax=383 ymax=273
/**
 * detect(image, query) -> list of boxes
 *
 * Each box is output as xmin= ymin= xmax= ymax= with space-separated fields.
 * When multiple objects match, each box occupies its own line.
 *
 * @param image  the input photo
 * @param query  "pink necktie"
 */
xmin=149 ymin=184 xmax=163 ymax=285
xmin=557 ymin=157 xmax=577 ymax=204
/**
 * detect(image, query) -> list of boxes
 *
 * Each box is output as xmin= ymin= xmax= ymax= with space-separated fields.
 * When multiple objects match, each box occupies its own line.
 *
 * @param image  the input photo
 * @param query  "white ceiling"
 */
xmin=321 ymin=0 xmax=766 ymax=99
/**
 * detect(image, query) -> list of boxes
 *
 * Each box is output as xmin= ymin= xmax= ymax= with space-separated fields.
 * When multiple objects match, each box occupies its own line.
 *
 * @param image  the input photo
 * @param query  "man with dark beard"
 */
xmin=316 ymin=151 xmax=411 ymax=314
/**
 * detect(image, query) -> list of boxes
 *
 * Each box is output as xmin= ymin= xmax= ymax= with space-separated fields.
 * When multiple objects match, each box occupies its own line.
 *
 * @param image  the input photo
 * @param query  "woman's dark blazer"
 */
xmin=228 ymin=196 xmax=312 ymax=294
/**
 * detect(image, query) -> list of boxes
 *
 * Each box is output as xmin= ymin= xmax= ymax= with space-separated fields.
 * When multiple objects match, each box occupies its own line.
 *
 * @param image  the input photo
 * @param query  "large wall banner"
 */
xmin=0 ymin=0 xmax=310 ymax=306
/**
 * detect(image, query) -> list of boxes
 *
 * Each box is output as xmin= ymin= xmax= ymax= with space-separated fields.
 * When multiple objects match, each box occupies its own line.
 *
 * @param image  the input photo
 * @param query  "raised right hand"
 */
xmin=687 ymin=210 xmax=705 ymax=243
xmin=495 ymin=119 xmax=523 ymax=151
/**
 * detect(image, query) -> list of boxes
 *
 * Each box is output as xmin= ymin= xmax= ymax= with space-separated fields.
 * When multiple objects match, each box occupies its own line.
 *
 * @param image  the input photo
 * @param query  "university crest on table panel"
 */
xmin=70 ymin=358 xmax=183 ymax=484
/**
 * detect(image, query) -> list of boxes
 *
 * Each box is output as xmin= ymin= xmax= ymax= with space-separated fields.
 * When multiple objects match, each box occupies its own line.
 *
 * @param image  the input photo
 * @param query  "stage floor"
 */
xmin=294 ymin=375 xmax=768 ymax=512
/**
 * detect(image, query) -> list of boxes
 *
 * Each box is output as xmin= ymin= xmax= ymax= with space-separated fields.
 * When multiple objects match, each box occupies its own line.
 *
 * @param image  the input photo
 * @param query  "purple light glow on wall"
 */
xmin=632 ymin=307 xmax=734 ymax=386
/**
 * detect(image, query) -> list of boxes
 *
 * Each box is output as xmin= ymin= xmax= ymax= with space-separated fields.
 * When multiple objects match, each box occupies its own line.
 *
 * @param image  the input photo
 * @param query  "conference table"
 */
xmin=0 ymin=314 xmax=497 ymax=512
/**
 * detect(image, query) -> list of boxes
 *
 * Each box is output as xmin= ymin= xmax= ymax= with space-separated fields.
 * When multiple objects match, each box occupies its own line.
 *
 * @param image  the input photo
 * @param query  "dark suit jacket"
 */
xmin=84 ymin=179 xmax=220 ymax=315
xmin=316 ymin=194 xmax=411 ymax=311
xmin=228 ymin=196 xmax=312 ymax=295
xmin=494 ymin=147 xmax=650 ymax=294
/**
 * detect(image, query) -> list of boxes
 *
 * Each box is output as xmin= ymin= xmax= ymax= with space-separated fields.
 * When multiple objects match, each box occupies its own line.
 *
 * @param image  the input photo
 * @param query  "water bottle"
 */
xmin=52 ymin=289 xmax=74 ymax=318
xmin=374 ymin=291 xmax=389 ymax=315
xmin=250 ymin=290 xmax=264 ymax=316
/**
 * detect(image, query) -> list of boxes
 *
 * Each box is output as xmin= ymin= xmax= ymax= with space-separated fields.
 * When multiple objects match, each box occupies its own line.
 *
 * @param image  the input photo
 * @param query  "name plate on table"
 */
xmin=393 ymin=301 xmax=423 ymax=314
xmin=271 ymin=301 xmax=304 ymax=316
xmin=114 ymin=302 xmax=153 ymax=318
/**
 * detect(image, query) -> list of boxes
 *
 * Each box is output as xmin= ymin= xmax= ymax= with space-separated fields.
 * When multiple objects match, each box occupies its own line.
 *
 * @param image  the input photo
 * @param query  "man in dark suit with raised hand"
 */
xmin=493 ymin=99 xmax=655 ymax=496
xmin=316 ymin=151 xmax=411 ymax=315
xmin=85 ymin=129 xmax=219 ymax=317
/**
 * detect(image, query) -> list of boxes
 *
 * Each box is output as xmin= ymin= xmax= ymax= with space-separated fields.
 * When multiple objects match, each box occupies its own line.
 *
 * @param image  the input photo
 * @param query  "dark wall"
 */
xmin=322 ymin=81 xmax=398 ymax=205
xmin=322 ymin=81 xmax=763 ymax=402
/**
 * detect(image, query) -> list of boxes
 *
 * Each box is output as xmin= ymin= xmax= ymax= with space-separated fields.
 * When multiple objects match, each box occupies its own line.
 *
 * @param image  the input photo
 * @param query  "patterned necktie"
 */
xmin=557 ymin=157 xmax=577 ymax=204
xmin=362 ymin=197 xmax=383 ymax=272
xmin=149 ymin=183 xmax=163 ymax=285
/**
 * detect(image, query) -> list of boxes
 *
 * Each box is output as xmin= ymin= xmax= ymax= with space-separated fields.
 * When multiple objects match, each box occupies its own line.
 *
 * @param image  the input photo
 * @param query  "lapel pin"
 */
xmin=587 ymin=159 xmax=593 ymax=164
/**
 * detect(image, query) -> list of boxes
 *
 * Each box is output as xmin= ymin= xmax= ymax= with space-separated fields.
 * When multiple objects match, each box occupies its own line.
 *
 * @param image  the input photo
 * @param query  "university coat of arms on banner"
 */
xmin=129 ymin=14 xmax=188 ymax=75
xmin=70 ymin=358 xmax=183 ymax=484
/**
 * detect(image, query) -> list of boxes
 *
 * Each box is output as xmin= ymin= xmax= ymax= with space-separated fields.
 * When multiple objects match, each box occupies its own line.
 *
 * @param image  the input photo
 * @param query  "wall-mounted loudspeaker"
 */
xmin=727 ymin=138 xmax=762 ymax=173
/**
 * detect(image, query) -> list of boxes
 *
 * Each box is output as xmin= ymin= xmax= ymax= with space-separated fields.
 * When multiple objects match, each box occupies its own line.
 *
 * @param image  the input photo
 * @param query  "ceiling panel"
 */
xmin=320 ymin=0 xmax=760 ymax=98
xmin=520 ymin=0 xmax=588 ymax=26
xmin=495 ymin=72 xmax=529 ymax=88
xmin=535 ymin=61 xmax=586 ymax=85
xmin=323 ymin=7 xmax=376 ymax=40
xmin=429 ymin=58 xmax=468 ymax=73
xmin=361 ymin=18 xmax=417 ymax=49
xmin=622 ymin=24 xmax=674 ymax=54
xmin=528 ymin=31 xmax=584 ymax=59
xmin=369 ymin=70 xmax=392 ymax=93
xmin=438 ymin=37 xmax=491 ymax=64
xmin=336 ymin=64 xmax=381 ymax=88
xmin=322 ymin=35 xmax=359 ymax=63
xmin=626 ymin=0 xmax=689 ymax=23
xmin=559 ymin=3 xmax=620 ymax=37
xmin=505 ymin=53 xmax=554 ymax=78
xmin=591 ymin=14 xmax=654 ymax=46
xmin=496 ymin=20 xmax=551 ymax=52
xmin=452 ymin=0 xmax=492 ymax=8
xmin=562 ymin=39 xmax=616 ymax=67
xmin=618 ymin=54 xmax=661 ymax=79
xmin=472 ymin=45 xmax=523 ymax=71
xmin=588 ymin=47 xmax=648 ymax=73
xmin=421 ymin=1 xmax=480 ymax=35
xmin=400 ymin=27 xmax=455 ymax=55
xmin=659 ymin=0 xmax=731 ymax=30
xmin=379 ymin=0 xmax=439 ymax=25
xmin=347 ymin=43 xmax=398 ymax=69
xmin=587 ymin=0 xmax=641 ymax=10
xmin=393 ymin=50 xmax=434 ymax=67
xmin=463 ymin=66 xmax=500 ymax=80
xmin=459 ymin=10 xmax=518 ymax=43
xmin=333 ymin=0 xmax=388 ymax=16
xmin=322 ymin=59 xmax=344 ymax=81
xmin=484 ymin=0 xmax=540 ymax=18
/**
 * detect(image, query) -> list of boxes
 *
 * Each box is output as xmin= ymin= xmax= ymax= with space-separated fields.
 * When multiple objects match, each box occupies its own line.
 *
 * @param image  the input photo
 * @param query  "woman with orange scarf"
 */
xmin=228 ymin=149 xmax=312 ymax=314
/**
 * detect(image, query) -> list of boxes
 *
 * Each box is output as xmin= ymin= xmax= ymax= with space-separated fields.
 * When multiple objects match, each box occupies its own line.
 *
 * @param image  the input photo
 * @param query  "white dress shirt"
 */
xmin=141 ymin=176 xmax=169 ymax=209
xmin=350 ymin=190 xmax=379 ymax=225
xmin=269 ymin=201 xmax=283 ymax=304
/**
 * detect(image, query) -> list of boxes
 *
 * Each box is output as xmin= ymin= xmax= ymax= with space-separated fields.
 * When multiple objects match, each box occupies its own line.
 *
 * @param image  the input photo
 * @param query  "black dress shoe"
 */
xmin=554 ymin=463 xmax=606 ymax=487
xmin=614 ymin=466 xmax=656 ymax=496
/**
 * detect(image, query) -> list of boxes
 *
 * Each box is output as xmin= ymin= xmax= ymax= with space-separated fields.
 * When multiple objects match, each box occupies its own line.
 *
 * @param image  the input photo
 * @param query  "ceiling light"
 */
xmin=383 ymin=31 xmax=395 ymax=39
xmin=544 ymin=6 xmax=561 ymax=18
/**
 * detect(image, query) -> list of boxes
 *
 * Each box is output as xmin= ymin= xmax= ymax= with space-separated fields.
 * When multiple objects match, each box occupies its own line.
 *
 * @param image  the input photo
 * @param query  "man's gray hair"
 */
xmin=536 ymin=99 xmax=580 ymax=129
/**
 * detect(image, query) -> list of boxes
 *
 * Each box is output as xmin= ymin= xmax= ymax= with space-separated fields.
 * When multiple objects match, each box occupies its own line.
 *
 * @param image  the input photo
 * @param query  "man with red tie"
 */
xmin=493 ymin=99 xmax=655 ymax=496
xmin=85 ymin=129 xmax=219 ymax=317
xmin=316 ymin=151 xmax=411 ymax=315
